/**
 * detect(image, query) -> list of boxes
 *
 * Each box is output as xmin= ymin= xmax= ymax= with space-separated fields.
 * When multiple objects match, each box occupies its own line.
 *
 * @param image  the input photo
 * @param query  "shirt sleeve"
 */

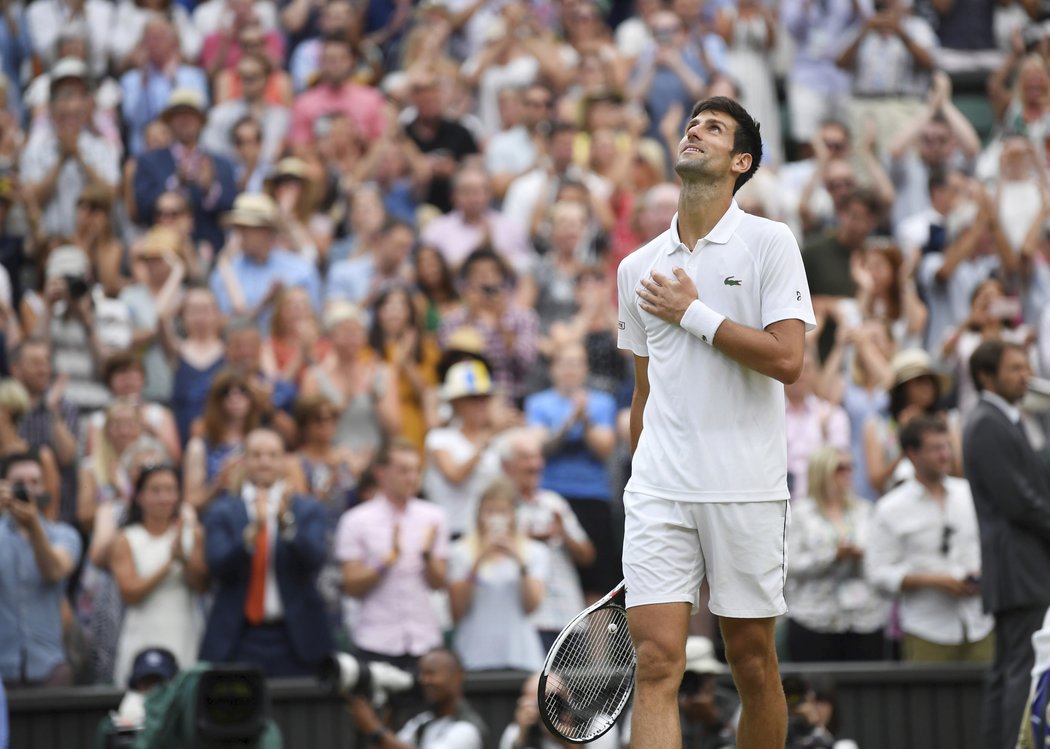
xmin=334 ymin=512 xmax=365 ymax=562
xmin=588 ymin=392 xmax=617 ymax=428
xmin=864 ymin=504 xmax=909 ymax=595
xmin=616 ymin=258 xmax=648 ymax=356
xmin=430 ymin=508 xmax=450 ymax=560
xmin=554 ymin=495 xmax=589 ymax=543
xmin=52 ymin=523 xmax=83 ymax=568
xmin=760 ymin=224 xmax=817 ymax=331
xmin=447 ymin=542 xmax=472 ymax=582
xmin=526 ymin=541 xmax=550 ymax=580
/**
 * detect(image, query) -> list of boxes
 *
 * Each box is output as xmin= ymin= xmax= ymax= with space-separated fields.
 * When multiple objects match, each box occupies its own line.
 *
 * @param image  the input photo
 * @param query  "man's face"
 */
xmin=412 ymin=82 xmax=442 ymax=121
xmin=837 ymin=200 xmax=877 ymax=247
xmin=823 ymin=160 xmax=856 ymax=210
xmin=6 ymin=460 xmax=45 ymax=496
xmin=238 ymin=59 xmax=268 ymax=102
xmin=675 ymin=110 xmax=745 ymax=185
xmin=918 ymin=123 xmax=953 ymax=166
xmin=226 ymin=329 xmax=261 ymax=369
xmin=551 ymin=347 xmax=588 ymax=391
xmin=377 ymin=226 xmax=414 ymax=272
xmin=239 ymin=226 xmax=275 ymax=260
xmin=378 ymin=448 xmax=422 ymax=501
xmin=320 ymin=0 xmax=352 ymax=34
xmin=992 ymin=347 xmax=1031 ymax=404
xmin=244 ymin=431 xmax=284 ymax=487
xmin=505 ymin=440 xmax=544 ymax=494
xmin=818 ymin=123 xmax=850 ymax=160
xmin=143 ymin=23 xmax=177 ymax=67
xmin=908 ymin=430 xmax=953 ymax=482
xmin=168 ymin=109 xmax=202 ymax=145
xmin=454 ymin=173 xmax=490 ymax=219
xmin=521 ymin=88 xmax=550 ymax=129
xmin=549 ymin=131 xmax=576 ymax=169
xmin=320 ymin=43 xmax=353 ymax=86
xmin=13 ymin=344 xmax=51 ymax=395
xmin=50 ymin=87 xmax=88 ymax=134
xmin=418 ymin=652 xmax=459 ymax=708
xmin=234 ymin=123 xmax=262 ymax=165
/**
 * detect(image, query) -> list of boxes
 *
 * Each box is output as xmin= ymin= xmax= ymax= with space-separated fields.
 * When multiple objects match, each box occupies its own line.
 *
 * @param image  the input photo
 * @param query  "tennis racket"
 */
xmin=537 ymin=579 xmax=636 ymax=744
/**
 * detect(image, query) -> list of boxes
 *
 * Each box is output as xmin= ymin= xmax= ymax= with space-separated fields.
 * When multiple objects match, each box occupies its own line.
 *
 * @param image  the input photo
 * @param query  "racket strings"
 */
xmin=542 ymin=605 xmax=635 ymax=742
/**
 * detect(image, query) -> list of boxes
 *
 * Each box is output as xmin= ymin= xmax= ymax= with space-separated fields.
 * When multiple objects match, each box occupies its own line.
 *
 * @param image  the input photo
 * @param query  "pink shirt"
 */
xmin=288 ymin=82 xmax=386 ymax=146
xmin=420 ymin=209 xmax=535 ymax=274
xmin=785 ymin=394 xmax=851 ymax=499
xmin=200 ymin=31 xmax=286 ymax=72
xmin=334 ymin=495 xmax=449 ymax=657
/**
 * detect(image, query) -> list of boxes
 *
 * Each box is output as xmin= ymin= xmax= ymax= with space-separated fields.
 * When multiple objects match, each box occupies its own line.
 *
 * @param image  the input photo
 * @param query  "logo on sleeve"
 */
xmin=796 ymin=290 xmax=802 ymax=301
xmin=723 ymin=276 xmax=742 ymax=287
xmin=618 ymin=321 xmax=626 ymax=330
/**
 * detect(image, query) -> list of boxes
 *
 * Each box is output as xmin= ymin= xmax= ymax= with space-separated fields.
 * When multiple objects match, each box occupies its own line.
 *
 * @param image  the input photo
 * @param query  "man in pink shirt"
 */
xmin=335 ymin=439 xmax=448 ymax=670
xmin=288 ymin=36 xmax=385 ymax=153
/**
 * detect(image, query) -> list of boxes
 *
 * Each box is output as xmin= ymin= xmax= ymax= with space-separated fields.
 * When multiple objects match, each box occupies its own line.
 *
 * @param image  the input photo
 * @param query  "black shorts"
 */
xmin=566 ymin=497 xmax=623 ymax=595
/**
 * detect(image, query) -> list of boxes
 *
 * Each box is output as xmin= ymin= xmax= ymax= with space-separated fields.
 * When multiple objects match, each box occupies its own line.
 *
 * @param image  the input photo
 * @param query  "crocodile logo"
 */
xmin=723 ymin=276 xmax=742 ymax=287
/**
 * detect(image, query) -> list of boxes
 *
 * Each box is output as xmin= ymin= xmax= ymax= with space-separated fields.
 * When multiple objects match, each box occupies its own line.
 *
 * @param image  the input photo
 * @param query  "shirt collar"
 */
xmin=667 ymin=201 xmax=743 ymax=254
xmin=981 ymin=391 xmax=1021 ymax=424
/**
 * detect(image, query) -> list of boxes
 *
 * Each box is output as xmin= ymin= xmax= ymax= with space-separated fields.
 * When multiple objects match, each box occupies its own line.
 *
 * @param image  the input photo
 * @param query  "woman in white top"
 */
xmin=786 ymin=447 xmax=889 ymax=662
xmin=111 ymin=464 xmax=206 ymax=687
xmin=449 ymin=479 xmax=548 ymax=672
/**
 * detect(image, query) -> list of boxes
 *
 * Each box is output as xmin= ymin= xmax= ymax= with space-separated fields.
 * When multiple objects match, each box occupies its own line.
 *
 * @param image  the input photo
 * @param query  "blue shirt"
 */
xmin=209 ymin=249 xmax=323 ymax=329
xmin=525 ymin=389 xmax=617 ymax=501
xmin=0 ymin=516 xmax=82 ymax=683
xmin=325 ymin=255 xmax=374 ymax=305
xmin=120 ymin=65 xmax=209 ymax=156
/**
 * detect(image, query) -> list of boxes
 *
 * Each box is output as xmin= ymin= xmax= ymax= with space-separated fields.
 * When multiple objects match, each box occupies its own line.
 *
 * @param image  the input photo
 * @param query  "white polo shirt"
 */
xmin=616 ymin=201 xmax=815 ymax=503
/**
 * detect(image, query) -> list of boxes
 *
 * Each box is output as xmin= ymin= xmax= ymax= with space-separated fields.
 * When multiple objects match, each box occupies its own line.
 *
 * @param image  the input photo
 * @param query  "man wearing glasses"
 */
xmin=866 ymin=415 xmax=993 ymax=663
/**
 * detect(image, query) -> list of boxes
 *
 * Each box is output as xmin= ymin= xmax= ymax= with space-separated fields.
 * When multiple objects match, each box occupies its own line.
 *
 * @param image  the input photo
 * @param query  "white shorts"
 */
xmin=622 ymin=491 xmax=790 ymax=619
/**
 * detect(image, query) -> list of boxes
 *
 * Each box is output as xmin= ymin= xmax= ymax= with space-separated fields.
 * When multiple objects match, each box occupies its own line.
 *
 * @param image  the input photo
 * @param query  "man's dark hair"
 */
xmin=927 ymin=168 xmax=950 ymax=196
xmin=689 ymin=96 xmax=762 ymax=194
xmin=458 ymin=246 xmax=513 ymax=284
xmin=422 ymin=646 xmax=465 ymax=674
xmin=103 ymin=350 xmax=144 ymax=384
xmin=379 ymin=217 xmax=415 ymax=237
xmin=970 ymin=339 xmax=1025 ymax=392
xmin=230 ymin=115 xmax=262 ymax=144
xmin=374 ymin=438 xmax=421 ymax=467
xmin=1 ymin=450 xmax=42 ymax=480
xmin=842 ymin=187 xmax=884 ymax=219
xmin=8 ymin=337 xmax=48 ymax=366
xmin=548 ymin=120 xmax=578 ymax=138
xmin=899 ymin=415 xmax=949 ymax=453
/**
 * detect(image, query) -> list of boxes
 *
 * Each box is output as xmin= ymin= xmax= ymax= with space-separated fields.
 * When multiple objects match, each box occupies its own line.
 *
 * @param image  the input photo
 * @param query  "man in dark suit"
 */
xmin=133 ymin=89 xmax=236 ymax=255
xmin=200 ymin=428 xmax=332 ymax=677
xmin=962 ymin=340 xmax=1050 ymax=749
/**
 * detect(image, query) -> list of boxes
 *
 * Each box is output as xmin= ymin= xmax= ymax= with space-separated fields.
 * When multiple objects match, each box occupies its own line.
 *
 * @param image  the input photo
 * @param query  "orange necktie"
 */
xmin=244 ymin=511 xmax=269 ymax=625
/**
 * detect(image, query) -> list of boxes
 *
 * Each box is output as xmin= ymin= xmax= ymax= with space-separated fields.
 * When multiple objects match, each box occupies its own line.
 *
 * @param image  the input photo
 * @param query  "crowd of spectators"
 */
xmin=2 ymin=0 xmax=1050 ymax=745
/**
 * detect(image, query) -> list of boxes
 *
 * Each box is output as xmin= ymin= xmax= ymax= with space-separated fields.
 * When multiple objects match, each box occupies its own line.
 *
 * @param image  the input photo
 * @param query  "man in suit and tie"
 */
xmin=962 ymin=339 xmax=1050 ymax=749
xmin=133 ymin=88 xmax=236 ymax=255
xmin=200 ymin=428 xmax=332 ymax=677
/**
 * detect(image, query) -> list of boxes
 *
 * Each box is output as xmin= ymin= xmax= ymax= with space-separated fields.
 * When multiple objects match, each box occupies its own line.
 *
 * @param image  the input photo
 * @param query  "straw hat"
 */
xmin=267 ymin=157 xmax=310 ymax=183
xmin=889 ymin=349 xmax=952 ymax=393
xmin=161 ymin=88 xmax=206 ymax=121
xmin=224 ymin=193 xmax=280 ymax=229
xmin=136 ymin=227 xmax=181 ymax=259
xmin=442 ymin=360 xmax=493 ymax=401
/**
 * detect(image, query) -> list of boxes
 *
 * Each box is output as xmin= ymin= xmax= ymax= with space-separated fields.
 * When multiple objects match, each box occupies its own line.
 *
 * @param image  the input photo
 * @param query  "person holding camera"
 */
xmin=867 ymin=416 xmax=993 ymax=662
xmin=345 ymin=648 xmax=485 ymax=749
xmin=0 ymin=451 xmax=82 ymax=689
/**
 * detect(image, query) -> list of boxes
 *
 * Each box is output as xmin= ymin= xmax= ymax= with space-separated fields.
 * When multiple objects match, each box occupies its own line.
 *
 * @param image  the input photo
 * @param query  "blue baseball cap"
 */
xmin=128 ymin=647 xmax=178 ymax=690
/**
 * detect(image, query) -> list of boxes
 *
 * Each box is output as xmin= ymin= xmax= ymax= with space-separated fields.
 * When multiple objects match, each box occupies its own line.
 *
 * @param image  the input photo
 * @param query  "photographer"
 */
xmin=0 ymin=451 xmax=82 ymax=688
xmin=345 ymin=648 xmax=485 ymax=749
xmin=34 ymin=245 xmax=124 ymax=414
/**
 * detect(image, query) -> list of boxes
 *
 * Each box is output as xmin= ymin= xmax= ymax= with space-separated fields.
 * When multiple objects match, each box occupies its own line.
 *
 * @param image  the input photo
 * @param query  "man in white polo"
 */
xmin=617 ymin=96 xmax=815 ymax=749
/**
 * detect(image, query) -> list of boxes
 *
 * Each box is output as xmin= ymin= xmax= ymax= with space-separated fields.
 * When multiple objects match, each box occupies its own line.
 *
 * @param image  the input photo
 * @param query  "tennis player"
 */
xmin=616 ymin=96 xmax=815 ymax=749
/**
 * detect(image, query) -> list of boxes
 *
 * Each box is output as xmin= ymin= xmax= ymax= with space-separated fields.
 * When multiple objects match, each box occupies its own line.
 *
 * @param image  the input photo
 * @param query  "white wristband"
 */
xmin=680 ymin=300 xmax=726 ymax=345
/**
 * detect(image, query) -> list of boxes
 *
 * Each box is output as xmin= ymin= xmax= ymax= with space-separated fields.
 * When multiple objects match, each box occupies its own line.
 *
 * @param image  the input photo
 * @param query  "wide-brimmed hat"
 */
xmin=224 ymin=193 xmax=279 ymax=229
xmin=443 ymin=360 xmax=493 ymax=401
xmin=136 ymin=226 xmax=181 ymax=259
xmin=161 ymin=88 xmax=206 ymax=121
xmin=684 ymin=636 xmax=727 ymax=675
xmin=890 ymin=349 xmax=952 ymax=393
xmin=267 ymin=157 xmax=310 ymax=183
xmin=49 ymin=57 xmax=90 ymax=95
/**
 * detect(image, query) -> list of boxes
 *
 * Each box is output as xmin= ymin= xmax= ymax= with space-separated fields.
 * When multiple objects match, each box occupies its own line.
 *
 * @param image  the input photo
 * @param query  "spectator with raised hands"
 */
xmin=337 ymin=439 xmax=448 ymax=668
xmin=786 ymin=446 xmax=887 ymax=662
xmin=0 ymin=452 xmax=81 ymax=689
xmin=852 ymin=241 xmax=927 ymax=350
xmin=449 ymin=478 xmax=548 ymax=672
xmin=111 ymin=463 xmax=206 ymax=687
xmin=182 ymin=369 xmax=263 ymax=512
xmin=0 ymin=379 xmax=62 ymax=519
xmin=20 ymin=59 xmax=120 ymax=241
xmin=259 ymin=286 xmax=326 ymax=386
xmin=886 ymin=71 xmax=980 ymax=225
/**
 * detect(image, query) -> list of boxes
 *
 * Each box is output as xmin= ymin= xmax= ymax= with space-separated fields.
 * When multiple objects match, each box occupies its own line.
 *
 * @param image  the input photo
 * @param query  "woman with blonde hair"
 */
xmin=260 ymin=286 xmax=328 ymax=384
xmin=0 ymin=378 xmax=61 ymax=517
xmin=785 ymin=446 xmax=888 ymax=663
xmin=77 ymin=400 xmax=145 ymax=535
xmin=448 ymin=478 xmax=548 ymax=671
